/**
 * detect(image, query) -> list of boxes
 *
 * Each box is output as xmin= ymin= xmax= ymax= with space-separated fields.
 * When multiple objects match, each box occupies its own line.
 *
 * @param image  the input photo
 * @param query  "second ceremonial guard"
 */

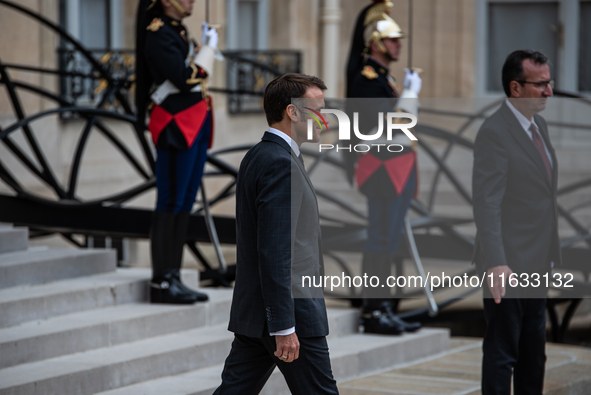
xmin=346 ymin=1 xmax=423 ymax=335
xmin=136 ymin=0 xmax=219 ymax=304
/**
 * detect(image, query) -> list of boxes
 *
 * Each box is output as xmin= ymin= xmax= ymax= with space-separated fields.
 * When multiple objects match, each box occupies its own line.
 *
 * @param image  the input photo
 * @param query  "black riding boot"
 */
xmin=362 ymin=299 xmax=405 ymax=334
xmin=361 ymin=253 xmax=421 ymax=334
xmin=361 ymin=252 xmax=400 ymax=334
xmin=171 ymin=212 xmax=208 ymax=302
xmin=150 ymin=211 xmax=204 ymax=304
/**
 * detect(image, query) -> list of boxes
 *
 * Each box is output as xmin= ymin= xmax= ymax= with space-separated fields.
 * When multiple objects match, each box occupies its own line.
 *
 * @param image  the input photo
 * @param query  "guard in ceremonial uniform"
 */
xmin=136 ymin=0 xmax=218 ymax=304
xmin=346 ymin=2 xmax=423 ymax=334
xmin=345 ymin=0 xmax=387 ymax=97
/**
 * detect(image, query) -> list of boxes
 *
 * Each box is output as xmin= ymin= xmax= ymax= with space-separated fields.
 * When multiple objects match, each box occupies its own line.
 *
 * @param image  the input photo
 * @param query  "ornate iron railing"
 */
xmin=54 ymin=47 xmax=301 ymax=115
xmin=57 ymin=48 xmax=135 ymax=112
xmin=223 ymin=50 xmax=301 ymax=114
xmin=1 ymin=0 xmax=590 ymax=340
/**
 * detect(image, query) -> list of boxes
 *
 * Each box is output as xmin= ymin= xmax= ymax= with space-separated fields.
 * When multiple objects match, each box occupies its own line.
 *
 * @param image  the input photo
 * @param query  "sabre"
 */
xmin=404 ymin=217 xmax=438 ymax=317
xmin=408 ymin=0 xmax=413 ymax=70
xmin=407 ymin=0 xmax=422 ymax=75
xmin=200 ymin=183 xmax=228 ymax=273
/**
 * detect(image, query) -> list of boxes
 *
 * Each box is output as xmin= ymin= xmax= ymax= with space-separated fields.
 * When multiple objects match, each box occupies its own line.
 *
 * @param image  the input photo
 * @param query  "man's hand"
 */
xmin=487 ymin=265 xmax=513 ymax=304
xmin=274 ymin=332 xmax=300 ymax=363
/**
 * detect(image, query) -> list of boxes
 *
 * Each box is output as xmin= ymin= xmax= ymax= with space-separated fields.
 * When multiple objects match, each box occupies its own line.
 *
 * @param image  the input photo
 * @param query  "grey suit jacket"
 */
xmin=228 ymin=132 xmax=329 ymax=338
xmin=472 ymin=102 xmax=562 ymax=275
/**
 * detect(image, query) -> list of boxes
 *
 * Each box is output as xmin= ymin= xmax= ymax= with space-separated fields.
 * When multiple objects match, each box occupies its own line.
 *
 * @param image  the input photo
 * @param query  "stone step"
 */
xmin=96 ymin=328 xmax=450 ymax=395
xmin=0 ymin=224 xmax=28 ymax=254
xmin=326 ymin=307 xmax=360 ymax=339
xmin=0 ymin=247 xmax=116 ymax=289
xmin=0 ymin=323 xmax=234 ymax=395
xmin=0 ymin=289 xmax=234 ymax=369
xmin=0 ymin=268 xmax=202 ymax=329
xmin=0 ymin=275 xmax=358 ymax=368
xmin=0 ymin=268 xmax=150 ymax=328
xmin=0 ymin=305 xmax=361 ymax=395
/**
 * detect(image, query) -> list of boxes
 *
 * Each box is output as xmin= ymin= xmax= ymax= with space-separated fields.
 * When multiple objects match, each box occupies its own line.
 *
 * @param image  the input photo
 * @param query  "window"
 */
xmin=226 ymin=0 xmax=269 ymax=50
xmin=59 ymin=0 xmax=128 ymax=107
xmin=63 ymin=0 xmax=123 ymax=50
xmin=477 ymin=0 xmax=590 ymax=95
xmin=487 ymin=2 xmax=559 ymax=92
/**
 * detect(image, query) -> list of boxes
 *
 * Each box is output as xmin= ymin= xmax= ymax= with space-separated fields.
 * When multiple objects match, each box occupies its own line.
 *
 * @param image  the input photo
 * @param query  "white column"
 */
xmin=321 ymin=0 xmax=341 ymax=98
xmin=66 ymin=0 xmax=80 ymax=41
xmin=559 ymin=0 xmax=578 ymax=92
xmin=110 ymin=0 xmax=123 ymax=49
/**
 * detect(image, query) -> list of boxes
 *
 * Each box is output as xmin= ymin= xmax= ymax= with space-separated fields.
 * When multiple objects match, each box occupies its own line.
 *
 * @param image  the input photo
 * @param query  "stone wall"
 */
xmin=1 ymin=1 xmax=589 ymax=267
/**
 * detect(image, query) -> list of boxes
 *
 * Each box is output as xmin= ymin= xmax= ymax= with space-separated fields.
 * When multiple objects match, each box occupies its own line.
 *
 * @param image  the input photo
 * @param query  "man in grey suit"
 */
xmin=473 ymin=50 xmax=561 ymax=394
xmin=214 ymin=73 xmax=339 ymax=394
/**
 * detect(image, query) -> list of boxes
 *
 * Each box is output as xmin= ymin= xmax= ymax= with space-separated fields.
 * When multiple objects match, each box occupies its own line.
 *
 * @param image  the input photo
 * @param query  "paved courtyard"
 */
xmin=338 ymin=337 xmax=591 ymax=395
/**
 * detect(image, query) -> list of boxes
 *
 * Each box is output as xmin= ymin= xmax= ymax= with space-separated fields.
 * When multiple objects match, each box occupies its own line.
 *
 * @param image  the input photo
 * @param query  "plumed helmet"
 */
xmin=363 ymin=2 xmax=406 ymax=49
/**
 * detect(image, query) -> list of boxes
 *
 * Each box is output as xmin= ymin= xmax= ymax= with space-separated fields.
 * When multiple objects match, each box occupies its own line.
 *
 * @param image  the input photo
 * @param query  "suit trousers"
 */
xmin=213 ymin=331 xmax=339 ymax=395
xmin=482 ymin=297 xmax=546 ymax=395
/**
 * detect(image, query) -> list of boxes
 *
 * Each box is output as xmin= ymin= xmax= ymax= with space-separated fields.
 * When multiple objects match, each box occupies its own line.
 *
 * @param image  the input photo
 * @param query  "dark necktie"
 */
xmin=530 ymin=123 xmax=552 ymax=182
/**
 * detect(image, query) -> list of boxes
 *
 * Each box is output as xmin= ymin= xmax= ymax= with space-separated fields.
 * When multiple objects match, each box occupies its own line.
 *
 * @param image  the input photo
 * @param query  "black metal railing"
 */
xmin=55 ymin=47 xmax=301 ymax=115
xmin=223 ymin=50 xmax=301 ymax=114
xmin=1 ymin=0 xmax=591 ymax=336
xmin=58 ymin=48 xmax=135 ymax=112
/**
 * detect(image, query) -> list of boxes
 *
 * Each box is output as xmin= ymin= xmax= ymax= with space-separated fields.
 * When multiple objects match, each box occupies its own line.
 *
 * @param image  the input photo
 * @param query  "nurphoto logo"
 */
xmin=306 ymin=109 xmax=418 ymax=152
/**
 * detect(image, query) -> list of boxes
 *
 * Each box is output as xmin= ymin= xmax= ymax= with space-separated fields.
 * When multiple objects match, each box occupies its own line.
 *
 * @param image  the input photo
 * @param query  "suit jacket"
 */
xmin=228 ymin=132 xmax=329 ymax=338
xmin=473 ymin=102 xmax=562 ymax=275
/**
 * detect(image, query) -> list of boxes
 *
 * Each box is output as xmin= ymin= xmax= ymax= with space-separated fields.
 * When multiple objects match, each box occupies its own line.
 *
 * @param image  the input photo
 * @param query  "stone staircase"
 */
xmin=0 ymin=223 xmax=450 ymax=395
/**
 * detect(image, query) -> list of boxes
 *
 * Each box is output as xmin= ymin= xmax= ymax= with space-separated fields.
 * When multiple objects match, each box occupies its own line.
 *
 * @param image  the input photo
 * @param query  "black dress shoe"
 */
xmin=362 ymin=301 xmax=421 ymax=334
xmin=169 ymin=269 xmax=209 ymax=302
xmin=362 ymin=310 xmax=404 ymax=335
xmin=379 ymin=300 xmax=421 ymax=332
xmin=390 ymin=314 xmax=421 ymax=332
xmin=150 ymin=274 xmax=208 ymax=304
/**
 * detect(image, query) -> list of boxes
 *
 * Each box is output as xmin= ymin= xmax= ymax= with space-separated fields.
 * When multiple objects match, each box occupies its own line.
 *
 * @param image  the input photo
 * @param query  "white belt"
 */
xmin=151 ymin=80 xmax=202 ymax=105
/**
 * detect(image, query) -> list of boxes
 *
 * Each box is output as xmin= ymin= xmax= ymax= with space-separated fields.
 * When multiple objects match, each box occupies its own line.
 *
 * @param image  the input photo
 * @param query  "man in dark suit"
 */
xmin=473 ymin=50 xmax=561 ymax=394
xmin=213 ymin=73 xmax=339 ymax=394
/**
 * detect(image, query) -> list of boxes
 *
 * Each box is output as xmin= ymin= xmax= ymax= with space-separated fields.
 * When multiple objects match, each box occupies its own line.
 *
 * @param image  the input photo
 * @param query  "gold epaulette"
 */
xmin=361 ymin=65 xmax=378 ymax=80
xmin=147 ymin=18 xmax=164 ymax=32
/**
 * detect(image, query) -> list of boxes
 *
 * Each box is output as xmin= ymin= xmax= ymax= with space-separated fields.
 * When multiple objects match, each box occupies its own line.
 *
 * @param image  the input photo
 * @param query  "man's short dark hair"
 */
xmin=263 ymin=73 xmax=327 ymax=126
xmin=501 ymin=50 xmax=549 ymax=97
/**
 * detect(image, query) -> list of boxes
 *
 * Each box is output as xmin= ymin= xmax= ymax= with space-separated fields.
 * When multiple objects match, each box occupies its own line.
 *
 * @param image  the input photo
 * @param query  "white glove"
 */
xmin=205 ymin=27 xmax=218 ymax=49
xmin=404 ymin=68 xmax=422 ymax=95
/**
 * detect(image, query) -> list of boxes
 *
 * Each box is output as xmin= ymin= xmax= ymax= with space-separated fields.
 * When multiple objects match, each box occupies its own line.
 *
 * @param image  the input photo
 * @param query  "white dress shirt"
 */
xmin=505 ymin=99 xmax=553 ymax=167
xmin=268 ymin=127 xmax=300 ymax=157
xmin=266 ymin=127 xmax=297 ymax=337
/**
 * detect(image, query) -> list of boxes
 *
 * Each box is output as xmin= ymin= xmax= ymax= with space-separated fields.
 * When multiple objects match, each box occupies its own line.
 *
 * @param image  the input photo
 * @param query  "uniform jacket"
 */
xmin=228 ymin=132 xmax=329 ymax=338
xmin=347 ymin=57 xmax=417 ymax=198
xmin=473 ymin=101 xmax=562 ymax=274
xmin=143 ymin=14 xmax=212 ymax=150
xmin=345 ymin=2 xmax=375 ymax=96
